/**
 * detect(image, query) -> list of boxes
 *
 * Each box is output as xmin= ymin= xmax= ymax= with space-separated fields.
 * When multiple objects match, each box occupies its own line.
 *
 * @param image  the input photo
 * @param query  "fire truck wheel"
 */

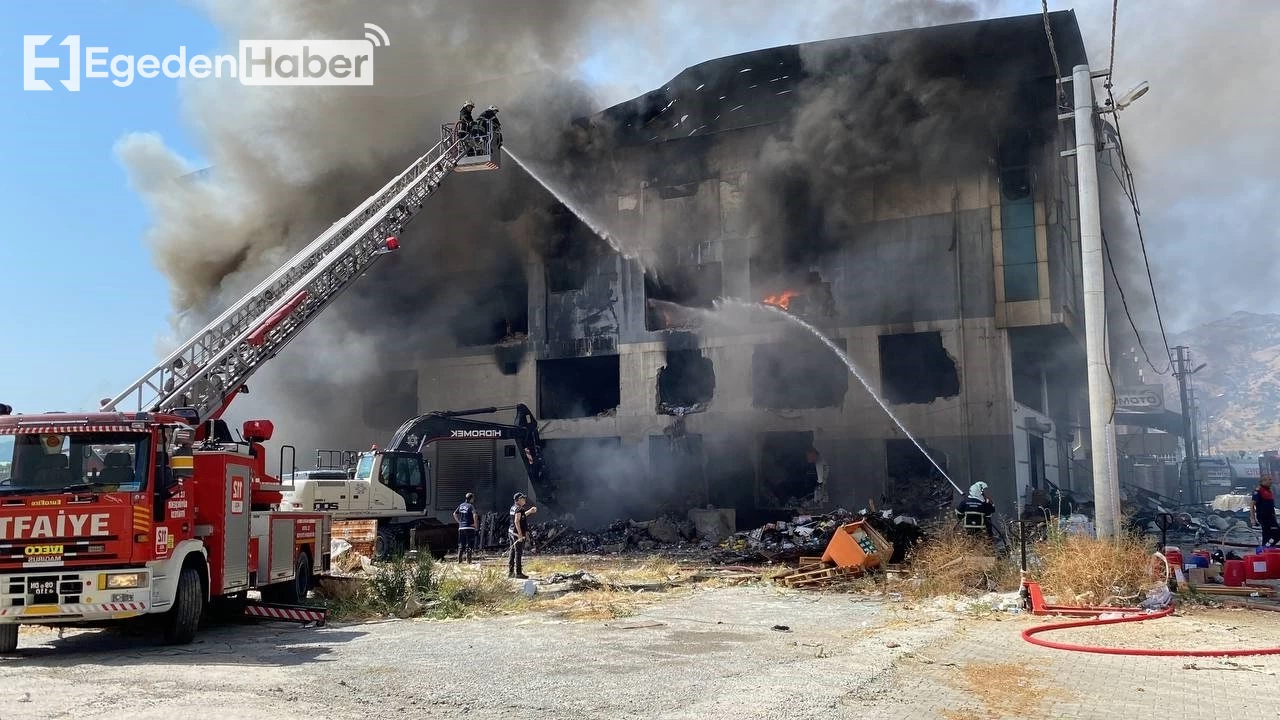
xmin=162 ymin=567 xmax=204 ymax=645
xmin=0 ymin=623 xmax=17 ymax=654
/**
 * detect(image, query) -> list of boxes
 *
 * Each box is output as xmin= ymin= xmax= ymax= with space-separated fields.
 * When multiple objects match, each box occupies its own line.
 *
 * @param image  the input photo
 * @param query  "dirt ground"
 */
xmin=1 ymin=584 xmax=1278 ymax=720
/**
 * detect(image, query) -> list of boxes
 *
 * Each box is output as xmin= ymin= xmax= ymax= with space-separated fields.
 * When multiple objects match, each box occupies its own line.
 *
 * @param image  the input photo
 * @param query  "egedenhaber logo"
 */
xmin=23 ymin=22 xmax=389 ymax=91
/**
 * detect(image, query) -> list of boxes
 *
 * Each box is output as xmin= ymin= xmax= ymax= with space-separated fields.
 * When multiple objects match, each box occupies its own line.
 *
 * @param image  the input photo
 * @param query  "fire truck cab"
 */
xmin=0 ymin=409 xmax=329 ymax=652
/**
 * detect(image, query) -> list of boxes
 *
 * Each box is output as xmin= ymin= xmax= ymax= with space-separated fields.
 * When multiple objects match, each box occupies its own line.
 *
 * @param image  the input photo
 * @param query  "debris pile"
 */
xmin=716 ymin=509 xmax=925 ymax=565
xmin=531 ymin=516 xmax=697 ymax=554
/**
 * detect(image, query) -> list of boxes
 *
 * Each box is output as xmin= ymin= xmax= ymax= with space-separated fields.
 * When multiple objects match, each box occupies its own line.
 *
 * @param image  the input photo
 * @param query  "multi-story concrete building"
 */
xmin=343 ymin=11 xmax=1107 ymax=525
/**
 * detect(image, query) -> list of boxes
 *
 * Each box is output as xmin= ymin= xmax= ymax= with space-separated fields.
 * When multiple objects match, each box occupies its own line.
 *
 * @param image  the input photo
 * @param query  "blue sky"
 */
xmin=1 ymin=1 xmax=215 ymax=413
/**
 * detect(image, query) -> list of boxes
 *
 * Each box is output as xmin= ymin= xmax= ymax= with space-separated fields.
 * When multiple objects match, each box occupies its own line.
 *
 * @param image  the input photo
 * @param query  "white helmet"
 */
xmin=463 ymin=100 xmax=475 ymax=109
xmin=487 ymin=105 xmax=499 ymax=112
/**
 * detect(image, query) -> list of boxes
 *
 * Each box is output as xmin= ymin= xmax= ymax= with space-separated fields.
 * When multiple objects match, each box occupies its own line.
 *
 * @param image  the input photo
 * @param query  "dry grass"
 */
xmin=531 ymin=589 xmax=643 ymax=620
xmin=524 ymin=554 xmax=687 ymax=585
xmin=1034 ymin=531 xmax=1153 ymax=606
xmin=906 ymin=528 xmax=1019 ymax=598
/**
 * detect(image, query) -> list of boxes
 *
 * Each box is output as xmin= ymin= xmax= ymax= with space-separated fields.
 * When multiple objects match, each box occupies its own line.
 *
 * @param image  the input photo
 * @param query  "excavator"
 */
xmin=280 ymin=404 xmax=551 ymax=557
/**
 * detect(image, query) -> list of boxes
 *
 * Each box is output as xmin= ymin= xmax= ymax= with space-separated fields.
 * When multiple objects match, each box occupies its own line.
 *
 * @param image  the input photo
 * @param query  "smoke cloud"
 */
xmin=1068 ymin=0 xmax=1280 ymax=333
xmin=118 ymin=0 xmax=1269 ymax=517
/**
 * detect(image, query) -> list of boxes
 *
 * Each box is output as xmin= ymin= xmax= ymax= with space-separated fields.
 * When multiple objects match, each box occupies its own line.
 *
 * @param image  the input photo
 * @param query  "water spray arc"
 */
xmin=501 ymin=146 xmax=960 ymax=496
xmin=503 ymin=147 xmax=636 ymax=263
xmin=716 ymin=299 xmax=963 ymax=495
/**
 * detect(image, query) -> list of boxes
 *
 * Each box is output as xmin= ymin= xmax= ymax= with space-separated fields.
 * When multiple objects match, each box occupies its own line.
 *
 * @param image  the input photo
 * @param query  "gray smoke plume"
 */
xmin=116 ymin=0 xmax=651 ymax=454
xmin=127 ymin=0 xmax=1258 ymax=517
xmin=1070 ymin=0 xmax=1280 ymax=332
xmin=115 ymin=0 xmax=997 ymax=467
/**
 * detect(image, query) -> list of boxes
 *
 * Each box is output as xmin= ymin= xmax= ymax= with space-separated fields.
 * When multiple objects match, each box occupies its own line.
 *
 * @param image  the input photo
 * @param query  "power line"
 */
xmin=1104 ymin=95 xmax=1174 ymax=373
xmin=1040 ymin=0 xmax=1068 ymax=109
xmin=1108 ymin=0 xmax=1119 ymax=82
xmin=1103 ymin=231 xmax=1168 ymax=376
xmin=1100 ymin=0 xmax=1175 ymax=375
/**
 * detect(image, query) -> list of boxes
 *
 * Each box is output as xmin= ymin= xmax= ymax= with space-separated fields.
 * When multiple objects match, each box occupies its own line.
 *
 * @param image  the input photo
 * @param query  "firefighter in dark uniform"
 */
xmin=478 ymin=104 xmax=501 ymax=150
xmin=458 ymin=100 xmax=476 ymax=129
xmin=956 ymin=481 xmax=996 ymax=539
xmin=508 ymin=492 xmax=537 ymax=579
xmin=453 ymin=492 xmax=479 ymax=563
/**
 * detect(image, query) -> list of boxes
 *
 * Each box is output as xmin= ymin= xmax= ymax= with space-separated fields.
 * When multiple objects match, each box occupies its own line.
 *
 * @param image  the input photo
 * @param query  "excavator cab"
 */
xmin=443 ymin=119 xmax=500 ymax=172
xmin=372 ymin=450 xmax=428 ymax=512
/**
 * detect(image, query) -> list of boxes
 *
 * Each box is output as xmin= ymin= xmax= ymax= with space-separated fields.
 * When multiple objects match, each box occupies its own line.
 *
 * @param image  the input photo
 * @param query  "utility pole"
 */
xmin=1172 ymin=345 xmax=1201 ymax=505
xmin=1066 ymin=64 xmax=1121 ymax=539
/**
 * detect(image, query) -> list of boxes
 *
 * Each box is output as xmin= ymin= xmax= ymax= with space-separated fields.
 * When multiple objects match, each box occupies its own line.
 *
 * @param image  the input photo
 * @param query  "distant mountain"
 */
xmin=1160 ymin=312 xmax=1280 ymax=452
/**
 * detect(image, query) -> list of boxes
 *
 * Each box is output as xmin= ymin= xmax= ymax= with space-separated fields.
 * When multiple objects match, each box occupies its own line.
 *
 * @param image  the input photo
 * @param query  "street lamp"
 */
xmin=1108 ymin=81 xmax=1150 ymax=111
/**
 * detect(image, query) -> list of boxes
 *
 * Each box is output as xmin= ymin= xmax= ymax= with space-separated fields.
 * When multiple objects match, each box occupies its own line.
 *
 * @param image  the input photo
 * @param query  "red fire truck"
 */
xmin=0 ymin=119 xmax=502 ymax=653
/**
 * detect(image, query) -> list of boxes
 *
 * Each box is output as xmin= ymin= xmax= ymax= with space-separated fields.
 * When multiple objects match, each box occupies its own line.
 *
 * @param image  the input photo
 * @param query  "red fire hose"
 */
xmin=1020 ymin=553 xmax=1280 ymax=657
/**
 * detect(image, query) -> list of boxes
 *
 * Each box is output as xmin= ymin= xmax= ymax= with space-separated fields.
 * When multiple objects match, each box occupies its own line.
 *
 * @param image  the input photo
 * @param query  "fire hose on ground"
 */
xmin=1013 ymin=523 xmax=1280 ymax=657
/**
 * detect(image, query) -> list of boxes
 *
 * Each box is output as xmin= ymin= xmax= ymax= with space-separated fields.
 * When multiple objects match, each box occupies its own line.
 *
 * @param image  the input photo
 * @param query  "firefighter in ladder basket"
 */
xmin=478 ymin=104 xmax=502 ymax=153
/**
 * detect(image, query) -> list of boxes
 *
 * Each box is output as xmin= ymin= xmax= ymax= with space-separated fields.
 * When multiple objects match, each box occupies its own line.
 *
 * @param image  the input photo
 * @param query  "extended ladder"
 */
xmin=104 ymin=125 xmax=485 ymax=423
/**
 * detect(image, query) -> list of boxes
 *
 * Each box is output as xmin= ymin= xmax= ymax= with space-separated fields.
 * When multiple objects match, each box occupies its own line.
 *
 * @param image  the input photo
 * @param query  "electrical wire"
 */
xmin=1108 ymin=0 xmax=1119 ymax=83
xmin=1040 ymin=0 xmax=1068 ymax=109
xmin=1103 ymin=231 xmax=1168 ymax=376
xmin=1105 ymin=110 xmax=1172 ymax=371
xmin=1100 ymin=0 xmax=1174 ymax=374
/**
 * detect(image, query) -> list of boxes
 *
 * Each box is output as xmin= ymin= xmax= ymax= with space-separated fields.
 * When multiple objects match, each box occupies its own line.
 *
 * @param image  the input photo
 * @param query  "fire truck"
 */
xmin=0 ymin=121 xmax=502 ymax=653
xmin=281 ymin=404 xmax=550 ymax=557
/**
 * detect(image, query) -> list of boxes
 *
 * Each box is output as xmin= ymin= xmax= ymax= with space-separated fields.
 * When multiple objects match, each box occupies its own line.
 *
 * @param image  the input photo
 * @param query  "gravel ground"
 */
xmin=1 ymin=587 xmax=1279 ymax=720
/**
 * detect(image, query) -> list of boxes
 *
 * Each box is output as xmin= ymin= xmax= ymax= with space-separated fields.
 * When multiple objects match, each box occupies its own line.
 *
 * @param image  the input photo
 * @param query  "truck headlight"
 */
xmin=99 ymin=573 xmax=147 ymax=590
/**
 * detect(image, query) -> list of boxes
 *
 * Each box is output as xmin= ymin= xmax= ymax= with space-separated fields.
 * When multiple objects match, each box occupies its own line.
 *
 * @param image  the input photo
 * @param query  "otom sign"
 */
xmin=1116 ymin=384 xmax=1164 ymax=413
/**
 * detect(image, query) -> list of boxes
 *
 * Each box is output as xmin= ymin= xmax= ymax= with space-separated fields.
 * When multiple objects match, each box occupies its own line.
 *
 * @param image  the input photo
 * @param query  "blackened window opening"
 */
xmin=451 ymin=280 xmax=529 ymax=347
xmin=759 ymin=431 xmax=815 ymax=507
xmin=752 ymin=337 xmax=849 ymax=410
xmin=645 ymin=262 xmax=723 ymax=330
xmin=538 ymin=356 xmax=621 ymax=419
xmin=541 ymin=436 xmax=624 ymax=506
xmin=657 ymin=350 xmax=715 ymax=412
xmin=545 ymin=204 xmax=611 ymax=294
xmin=878 ymin=332 xmax=960 ymax=405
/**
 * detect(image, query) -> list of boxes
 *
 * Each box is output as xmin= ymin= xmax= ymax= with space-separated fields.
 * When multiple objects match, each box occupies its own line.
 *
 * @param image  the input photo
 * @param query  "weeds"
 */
xmin=906 ymin=527 xmax=1018 ymax=598
xmin=1033 ymin=527 xmax=1153 ymax=606
xmin=905 ymin=521 xmax=1155 ymax=606
xmin=315 ymin=552 xmax=523 ymax=621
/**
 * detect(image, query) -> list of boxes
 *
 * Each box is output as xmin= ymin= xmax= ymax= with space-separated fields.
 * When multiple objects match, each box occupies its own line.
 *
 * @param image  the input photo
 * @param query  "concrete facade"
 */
xmin=345 ymin=12 xmax=1102 ymax=522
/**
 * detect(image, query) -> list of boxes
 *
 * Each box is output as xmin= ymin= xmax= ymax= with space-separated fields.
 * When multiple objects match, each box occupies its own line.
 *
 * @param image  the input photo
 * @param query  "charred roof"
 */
xmin=594 ymin=11 xmax=1087 ymax=146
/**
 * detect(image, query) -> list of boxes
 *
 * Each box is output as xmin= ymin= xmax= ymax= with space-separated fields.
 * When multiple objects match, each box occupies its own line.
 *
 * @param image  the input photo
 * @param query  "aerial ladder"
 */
xmin=101 ymin=123 xmax=501 ymax=425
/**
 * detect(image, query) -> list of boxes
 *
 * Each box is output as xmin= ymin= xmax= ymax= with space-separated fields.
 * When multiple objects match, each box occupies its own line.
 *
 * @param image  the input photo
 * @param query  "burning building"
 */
xmin=328 ymin=11 xmax=1105 ymax=524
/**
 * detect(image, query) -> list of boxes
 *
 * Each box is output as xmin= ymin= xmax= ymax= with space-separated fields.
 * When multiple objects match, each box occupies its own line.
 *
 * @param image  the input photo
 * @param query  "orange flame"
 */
xmin=762 ymin=290 xmax=800 ymax=311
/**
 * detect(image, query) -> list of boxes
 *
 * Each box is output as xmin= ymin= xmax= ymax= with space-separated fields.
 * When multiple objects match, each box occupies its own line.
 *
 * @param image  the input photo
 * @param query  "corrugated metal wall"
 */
xmin=434 ymin=439 xmax=496 ymax=511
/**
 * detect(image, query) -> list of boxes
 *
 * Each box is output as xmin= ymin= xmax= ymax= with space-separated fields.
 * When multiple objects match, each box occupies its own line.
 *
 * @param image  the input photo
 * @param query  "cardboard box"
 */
xmin=1187 ymin=568 xmax=1207 ymax=587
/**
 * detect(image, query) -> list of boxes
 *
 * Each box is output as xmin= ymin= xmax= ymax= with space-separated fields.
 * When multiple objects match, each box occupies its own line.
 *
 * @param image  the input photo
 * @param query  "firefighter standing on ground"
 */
xmin=956 ymin=481 xmax=996 ymax=539
xmin=1252 ymin=475 xmax=1279 ymax=547
xmin=509 ymin=492 xmax=537 ymax=579
xmin=453 ymin=492 xmax=479 ymax=563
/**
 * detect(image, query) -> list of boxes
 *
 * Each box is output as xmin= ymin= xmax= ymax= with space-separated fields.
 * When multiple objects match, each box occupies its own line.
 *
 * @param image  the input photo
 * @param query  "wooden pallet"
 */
xmin=777 ymin=563 xmax=855 ymax=588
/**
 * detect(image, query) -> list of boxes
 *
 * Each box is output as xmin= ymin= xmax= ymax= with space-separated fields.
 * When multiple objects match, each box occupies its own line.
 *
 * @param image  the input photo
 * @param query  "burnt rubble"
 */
xmin=531 ymin=516 xmax=697 ymax=554
xmin=715 ymin=509 xmax=925 ymax=565
xmin=525 ymin=508 xmax=925 ymax=566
